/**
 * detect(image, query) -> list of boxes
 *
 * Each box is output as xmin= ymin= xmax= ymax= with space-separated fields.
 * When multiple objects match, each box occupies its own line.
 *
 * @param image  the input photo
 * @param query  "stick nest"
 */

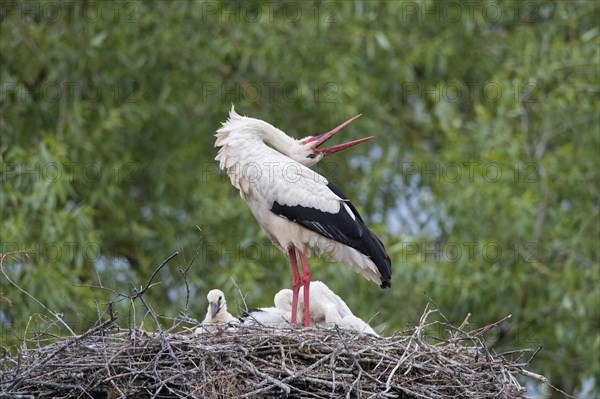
xmin=0 ymin=307 xmax=543 ymax=399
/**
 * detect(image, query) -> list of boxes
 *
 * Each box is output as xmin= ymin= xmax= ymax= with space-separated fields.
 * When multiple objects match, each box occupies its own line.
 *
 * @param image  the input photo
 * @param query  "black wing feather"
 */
xmin=238 ymin=308 xmax=263 ymax=322
xmin=270 ymin=182 xmax=391 ymax=288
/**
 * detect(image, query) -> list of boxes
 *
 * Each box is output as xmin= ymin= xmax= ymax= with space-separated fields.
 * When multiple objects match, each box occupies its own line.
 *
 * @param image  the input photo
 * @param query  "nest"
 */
xmin=0 ymin=307 xmax=545 ymax=399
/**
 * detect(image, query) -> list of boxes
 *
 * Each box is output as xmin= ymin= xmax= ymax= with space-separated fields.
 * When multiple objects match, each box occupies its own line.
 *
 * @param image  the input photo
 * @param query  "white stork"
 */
xmin=215 ymin=106 xmax=392 ymax=327
xmin=297 ymin=281 xmax=379 ymax=336
xmin=274 ymin=282 xmax=380 ymax=335
xmin=238 ymin=289 xmax=293 ymax=328
xmin=338 ymin=315 xmax=379 ymax=336
xmin=296 ymin=280 xmax=353 ymax=326
xmin=195 ymin=289 xmax=237 ymax=334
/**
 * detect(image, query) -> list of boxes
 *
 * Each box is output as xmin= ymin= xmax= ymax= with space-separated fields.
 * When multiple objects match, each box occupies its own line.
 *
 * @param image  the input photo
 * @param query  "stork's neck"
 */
xmin=258 ymin=122 xmax=298 ymax=158
xmin=215 ymin=113 xmax=303 ymax=166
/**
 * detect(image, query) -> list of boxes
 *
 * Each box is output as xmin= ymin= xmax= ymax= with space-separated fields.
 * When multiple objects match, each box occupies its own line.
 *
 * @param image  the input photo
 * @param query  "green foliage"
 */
xmin=1 ymin=1 xmax=598 ymax=396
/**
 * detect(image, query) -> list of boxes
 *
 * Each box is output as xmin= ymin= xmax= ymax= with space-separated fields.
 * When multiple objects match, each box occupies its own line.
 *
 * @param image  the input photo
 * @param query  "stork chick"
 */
xmin=238 ymin=289 xmax=293 ymax=328
xmin=298 ymin=281 xmax=379 ymax=336
xmin=195 ymin=289 xmax=237 ymax=334
xmin=297 ymin=281 xmax=353 ymax=326
xmin=274 ymin=288 xmax=293 ymax=312
xmin=339 ymin=315 xmax=379 ymax=336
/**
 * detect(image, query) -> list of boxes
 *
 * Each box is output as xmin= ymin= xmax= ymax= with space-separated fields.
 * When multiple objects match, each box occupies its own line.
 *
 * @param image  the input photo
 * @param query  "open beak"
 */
xmin=301 ymin=114 xmax=374 ymax=156
xmin=210 ymin=302 xmax=220 ymax=318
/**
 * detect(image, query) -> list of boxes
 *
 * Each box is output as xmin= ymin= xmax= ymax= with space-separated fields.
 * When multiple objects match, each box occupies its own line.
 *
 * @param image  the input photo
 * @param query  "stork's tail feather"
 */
xmin=363 ymin=229 xmax=392 ymax=289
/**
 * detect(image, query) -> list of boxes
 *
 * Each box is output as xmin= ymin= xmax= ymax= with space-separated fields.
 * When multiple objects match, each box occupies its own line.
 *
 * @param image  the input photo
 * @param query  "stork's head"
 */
xmin=293 ymin=114 xmax=373 ymax=167
xmin=206 ymin=289 xmax=227 ymax=318
xmin=216 ymin=106 xmax=374 ymax=169
xmin=274 ymin=289 xmax=293 ymax=311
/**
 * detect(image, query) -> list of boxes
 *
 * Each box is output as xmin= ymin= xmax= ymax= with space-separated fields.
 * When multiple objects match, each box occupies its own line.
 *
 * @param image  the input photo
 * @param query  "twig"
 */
xmin=138 ymin=251 xmax=179 ymax=296
xmin=231 ymin=277 xmax=250 ymax=313
xmin=6 ymin=317 xmax=116 ymax=391
xmin=523 ymin=346 xmax=543 ymax=368
xmin=472 ymin=314 xmax=512 ymax=337
xmin=177 ymin=237 xmax=200 ymax=311
xmin=2 ymin=251 xmax=557 ymax=399
xmin=1 ymin=252 xmax=76 ymax=336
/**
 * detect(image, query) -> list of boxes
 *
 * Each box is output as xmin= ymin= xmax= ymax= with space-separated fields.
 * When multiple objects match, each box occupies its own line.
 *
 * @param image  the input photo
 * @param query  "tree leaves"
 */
xmin=1 ymin=1 xmax=598 ymax=395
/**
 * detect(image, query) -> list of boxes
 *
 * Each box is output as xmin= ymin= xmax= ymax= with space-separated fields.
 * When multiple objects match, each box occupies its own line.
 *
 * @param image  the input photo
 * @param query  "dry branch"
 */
xmin=1 ymin=310 xmax=542 ymax=399
xmin=1 ymin=252 xmax=552 ymax=398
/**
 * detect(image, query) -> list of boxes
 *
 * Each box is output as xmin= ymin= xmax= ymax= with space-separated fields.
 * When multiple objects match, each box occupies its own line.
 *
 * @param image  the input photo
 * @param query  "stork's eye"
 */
xmin=307 ymin=153 xmax=317 ymax=159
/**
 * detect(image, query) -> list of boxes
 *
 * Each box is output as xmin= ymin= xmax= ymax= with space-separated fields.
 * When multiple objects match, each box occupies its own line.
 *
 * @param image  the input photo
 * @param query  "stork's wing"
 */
xmin=238 ymin=308 xmax=262 ymax=322
xmin=271 ymin=185 xmax=363 ymax=244
xmin=270 ymin=181 xmax=392 ymax=288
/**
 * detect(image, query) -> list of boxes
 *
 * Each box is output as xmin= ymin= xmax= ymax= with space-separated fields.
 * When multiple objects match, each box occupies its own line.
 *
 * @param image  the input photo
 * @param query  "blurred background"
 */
xmin=1 ymin=1 xmax=598 ymax=397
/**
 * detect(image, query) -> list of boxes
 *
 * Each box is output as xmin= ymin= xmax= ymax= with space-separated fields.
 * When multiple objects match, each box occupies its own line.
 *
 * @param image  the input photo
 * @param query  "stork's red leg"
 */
xmin=298 ymin=251 xmax=311 ymax=327
xmin=288 ymin=247 xmax=301 ymax=324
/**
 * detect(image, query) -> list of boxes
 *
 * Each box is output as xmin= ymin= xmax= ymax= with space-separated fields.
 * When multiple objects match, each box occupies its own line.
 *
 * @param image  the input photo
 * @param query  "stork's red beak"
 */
xmin=300 ymin=114 xmax=373 ymax=156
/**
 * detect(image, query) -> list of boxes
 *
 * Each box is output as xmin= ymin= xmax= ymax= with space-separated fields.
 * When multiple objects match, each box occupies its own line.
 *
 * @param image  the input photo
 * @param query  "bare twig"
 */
xmin=1 ymin=252 xmax=76 ymax=336
xmin=0 ymin=313 xmax=555 ymax=399
xmin=177 ymin=237 xmax=200 ymax=311
xmin=138 ymin=251 xmax=179 ymax=296
xmin=0 ymin=250 xmax=560 ymax=398
xmin=230 ymin=277 xmax=250 ymax=313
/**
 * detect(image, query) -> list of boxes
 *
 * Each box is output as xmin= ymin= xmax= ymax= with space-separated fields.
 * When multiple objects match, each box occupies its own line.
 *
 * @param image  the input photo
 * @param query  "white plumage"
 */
xmin=215 ymin=106 xmax=392 ymax=327
xmin=195 ymin=289 xmax=237 ymax=334
xmin=297 ymin=281 xmax=353 ymax=325
xmin=238 ymin=289 xmax=293 ymax=328
xmin=338 ymin=315 xmax=378 ymax=336
xmin=239 ymin=308 xmax=290 ymax=328
xmin=193 ymin=285 xmax=377 ymax=336
xmin=274 ymin=288 xmax=294 ymax=312
xmin=296 ymin=281 xmax=378 ymax=336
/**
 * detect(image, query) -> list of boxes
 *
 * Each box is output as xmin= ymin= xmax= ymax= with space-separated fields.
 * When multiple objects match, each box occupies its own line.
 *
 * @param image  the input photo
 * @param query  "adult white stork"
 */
xmin=215 ymin=106 xmax=392 ymax=327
